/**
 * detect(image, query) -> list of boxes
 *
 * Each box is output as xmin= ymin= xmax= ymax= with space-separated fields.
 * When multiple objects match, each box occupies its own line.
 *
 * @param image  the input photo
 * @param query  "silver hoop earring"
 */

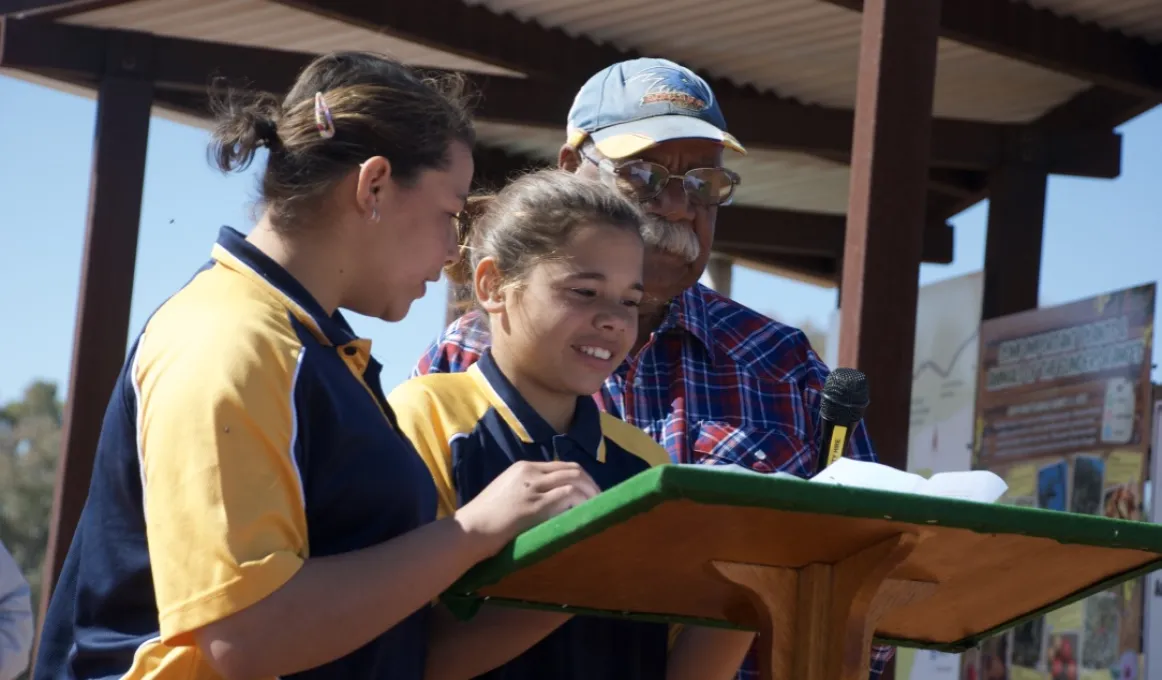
xmin=370 ymin=204 xmax=380 ymax=223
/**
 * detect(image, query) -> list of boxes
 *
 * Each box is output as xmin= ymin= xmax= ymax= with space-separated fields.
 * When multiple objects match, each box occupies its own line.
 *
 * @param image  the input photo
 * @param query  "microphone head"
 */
xmin=821 ymin=368 xmax=869 ymax=425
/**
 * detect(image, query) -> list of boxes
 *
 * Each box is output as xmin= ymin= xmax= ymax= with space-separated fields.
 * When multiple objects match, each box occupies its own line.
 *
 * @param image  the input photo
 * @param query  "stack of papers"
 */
xmin=707 ymin=458 xmax=1008 ymax=504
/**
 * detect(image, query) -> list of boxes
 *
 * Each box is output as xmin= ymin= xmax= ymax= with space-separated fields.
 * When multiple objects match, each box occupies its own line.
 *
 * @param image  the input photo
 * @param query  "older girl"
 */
xmin=34 ymin=52 xmax=597 ymax=680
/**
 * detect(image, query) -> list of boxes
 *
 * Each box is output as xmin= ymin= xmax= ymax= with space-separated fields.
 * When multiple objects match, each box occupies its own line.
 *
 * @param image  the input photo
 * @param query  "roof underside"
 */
xmin=2 ymin=0 xmax=1158 ymax=284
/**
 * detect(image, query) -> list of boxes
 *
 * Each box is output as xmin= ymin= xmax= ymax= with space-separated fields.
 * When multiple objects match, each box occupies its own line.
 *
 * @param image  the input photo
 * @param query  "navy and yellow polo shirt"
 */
xmin=387 ymin=350 xmax=672 ymax=680
xmin=35 ymin=226 xmax=437 ymax=680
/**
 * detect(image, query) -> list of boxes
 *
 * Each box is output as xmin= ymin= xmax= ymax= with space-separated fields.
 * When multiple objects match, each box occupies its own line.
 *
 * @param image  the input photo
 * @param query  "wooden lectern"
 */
xmin=443 ymin=466 xmax=1162 ymax=680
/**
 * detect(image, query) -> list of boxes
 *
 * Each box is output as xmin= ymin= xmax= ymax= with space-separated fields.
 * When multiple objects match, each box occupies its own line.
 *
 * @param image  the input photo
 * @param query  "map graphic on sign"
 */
xmin=907 ymin=273 xmax=983 ymax=477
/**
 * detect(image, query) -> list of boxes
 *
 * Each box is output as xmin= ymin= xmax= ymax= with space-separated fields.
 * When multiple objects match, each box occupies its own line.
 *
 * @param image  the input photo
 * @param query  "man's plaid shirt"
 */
xmin=413 ymin=282 xmax=894 ymax=680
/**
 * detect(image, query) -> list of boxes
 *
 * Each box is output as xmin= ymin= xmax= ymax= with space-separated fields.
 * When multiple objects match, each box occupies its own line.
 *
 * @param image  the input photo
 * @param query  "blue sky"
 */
xmin=1 ymin=73 xmax=1159 ymax=403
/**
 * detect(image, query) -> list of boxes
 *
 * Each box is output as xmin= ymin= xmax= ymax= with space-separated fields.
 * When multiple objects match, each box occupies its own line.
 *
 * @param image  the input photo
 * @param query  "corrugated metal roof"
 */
xmin=475 ymin=121 xmax=851 ymax=215
xmin=1020 ymin=0 xmax=1162 ymax=44
xmin=467 ymin=0 xmax=1090 ymax=122
xmin=44 ymin=0 xmax=1139 ymax=221
xmin=66 ymin=0 xmax=1094 ymax=123
xmin=66 ymin=0 xmax=522 ymax=76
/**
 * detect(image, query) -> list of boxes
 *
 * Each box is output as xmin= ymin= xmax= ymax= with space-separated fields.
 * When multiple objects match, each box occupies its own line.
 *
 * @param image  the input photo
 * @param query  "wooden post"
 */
xmin=713 ymin=533 xmax=935 ymax=680
xmin=702 ymin=254 xmax=734 ymax=298
xmin=982 ymin=159 xmax=1049 ymax=320
xmin=445 ymin=281 xmax=471 ymax=327
xmin=37 ymin=33 xmax=154 ymax=636
xmin=837 ymin=0 xmax=941 ymax=473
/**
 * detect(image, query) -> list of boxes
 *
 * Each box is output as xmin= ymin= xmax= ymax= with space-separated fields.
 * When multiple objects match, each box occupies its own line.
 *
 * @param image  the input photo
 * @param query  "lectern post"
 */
xmin=713 ymin=534 xmax=936 ymax=680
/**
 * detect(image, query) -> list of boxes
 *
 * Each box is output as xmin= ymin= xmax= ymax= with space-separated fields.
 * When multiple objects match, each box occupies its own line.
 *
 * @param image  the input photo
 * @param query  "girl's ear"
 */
xmin=474 ymin=257 xmax=506 ymax=314
xmin=356 ymin=156 xmax=391 ymax=220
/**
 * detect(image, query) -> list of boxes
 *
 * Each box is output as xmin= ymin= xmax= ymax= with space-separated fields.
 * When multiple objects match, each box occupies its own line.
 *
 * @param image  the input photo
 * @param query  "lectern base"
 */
xmin=712 ymin=533 xmax=936 ymax=680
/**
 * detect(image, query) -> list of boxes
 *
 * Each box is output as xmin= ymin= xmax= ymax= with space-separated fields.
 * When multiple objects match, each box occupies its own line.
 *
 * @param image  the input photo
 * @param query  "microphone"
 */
xmin=814 ymin=368 xmax=870 ymax=475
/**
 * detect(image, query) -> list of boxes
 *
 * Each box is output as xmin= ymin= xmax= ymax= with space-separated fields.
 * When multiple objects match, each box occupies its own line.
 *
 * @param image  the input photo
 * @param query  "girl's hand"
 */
xmin=454 ymin=460 xmax=600 ymax=559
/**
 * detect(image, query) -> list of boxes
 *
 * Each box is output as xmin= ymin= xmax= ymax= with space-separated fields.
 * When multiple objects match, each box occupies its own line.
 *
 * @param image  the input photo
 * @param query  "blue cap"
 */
xmin=566 ymin=58 xmax=746 ymax=159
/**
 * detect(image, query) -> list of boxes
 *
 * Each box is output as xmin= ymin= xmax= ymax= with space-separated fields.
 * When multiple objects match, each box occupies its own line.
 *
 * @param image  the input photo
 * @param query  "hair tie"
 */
xmin=314 ymin=92 xmax=335 ymax=139
xmin=254 ymin=117 xmax=280 ymax=148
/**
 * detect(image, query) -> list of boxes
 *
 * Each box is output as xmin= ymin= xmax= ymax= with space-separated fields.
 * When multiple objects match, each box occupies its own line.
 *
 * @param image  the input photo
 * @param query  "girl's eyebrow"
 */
xmin=566 ymin=271 xmax=644 ymax=292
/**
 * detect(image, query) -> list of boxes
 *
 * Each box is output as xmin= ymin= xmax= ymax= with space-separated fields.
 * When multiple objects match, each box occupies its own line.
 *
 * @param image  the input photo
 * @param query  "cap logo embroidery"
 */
xmin=629 ymin=65 xmax=710 ymax=112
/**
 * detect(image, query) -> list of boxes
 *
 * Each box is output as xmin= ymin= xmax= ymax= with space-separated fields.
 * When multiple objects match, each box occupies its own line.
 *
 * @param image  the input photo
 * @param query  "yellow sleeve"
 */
xmin=387 ymin=379 xmax=457 ymax=519
xmin=134 ymin=306 xmax=308 ymax=643
xmin=599 ymin=412 xmax=672 ymax=467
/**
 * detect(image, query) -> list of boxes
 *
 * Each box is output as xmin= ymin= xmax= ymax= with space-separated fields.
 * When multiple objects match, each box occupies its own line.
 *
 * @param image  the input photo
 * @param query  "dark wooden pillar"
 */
xmin=837 ymin=0 xmax=941 ymax=473
xmin=981 ymin=160 xmax=1048 ymax=320
xmin=702 ymin=254 xmax=734 ymax=298
xmin=38 ymin=37 xmax=154 ymax=631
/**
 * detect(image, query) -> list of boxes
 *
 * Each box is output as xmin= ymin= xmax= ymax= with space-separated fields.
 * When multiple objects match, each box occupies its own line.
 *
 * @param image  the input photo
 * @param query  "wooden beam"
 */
xmin=716 ymin=208 xmax=954 ymax=264
xmin=272 ymin=0 xmax=629 ymax=83
xmin=0 ymin=17 xmax=1119 ymax=181
xmin=469 ymin=146 xmax=955 ymax=264
xmin=838 ymin=0 xmax=941 ymax=475
xmin=1038 ymin=85 xmax=1157 ymax=131
xmin=818 ymin=0 xmax=1162 ymax=98
xmin=264 ymin=2 xmax=1119 ymax=180
xmin=718 ymin=250 xmax=840 ymax=289
xmin=933 ymin=85 xmax=1155 ymax=221
xmin=35 ymin=29 xmax=153 ymax=648
xmin=0 ymin=0 xmax=118 ymax=17
xmin=936 ymin=2 xmax=1162 ymax=99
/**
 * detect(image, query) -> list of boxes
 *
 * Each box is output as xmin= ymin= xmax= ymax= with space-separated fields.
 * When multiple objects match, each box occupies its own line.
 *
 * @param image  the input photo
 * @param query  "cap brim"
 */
xmin=587 ymin=115 xmax=747 ymax=159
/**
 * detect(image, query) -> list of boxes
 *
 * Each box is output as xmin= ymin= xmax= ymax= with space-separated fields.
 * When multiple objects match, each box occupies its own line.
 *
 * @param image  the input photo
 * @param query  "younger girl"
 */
xmin=388 ymin=169 xmax=754 ymax=680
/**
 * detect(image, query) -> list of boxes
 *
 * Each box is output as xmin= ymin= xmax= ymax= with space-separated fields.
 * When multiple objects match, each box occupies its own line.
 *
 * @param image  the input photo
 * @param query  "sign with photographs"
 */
xmin=1144 ymin=393 xmax=1162 ymax=680
xmin=962 ymin=283 xmax=1156 ymax=680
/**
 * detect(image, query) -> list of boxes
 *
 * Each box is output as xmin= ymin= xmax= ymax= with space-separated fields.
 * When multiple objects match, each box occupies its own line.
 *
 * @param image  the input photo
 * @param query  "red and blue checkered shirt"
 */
xmin=413 ymin=282 xmax=894 ymax=680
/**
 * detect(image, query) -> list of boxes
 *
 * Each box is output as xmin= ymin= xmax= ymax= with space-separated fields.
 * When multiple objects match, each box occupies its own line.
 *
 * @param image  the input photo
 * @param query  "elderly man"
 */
xmin=414 ymin=57 xmax=893 ymax=680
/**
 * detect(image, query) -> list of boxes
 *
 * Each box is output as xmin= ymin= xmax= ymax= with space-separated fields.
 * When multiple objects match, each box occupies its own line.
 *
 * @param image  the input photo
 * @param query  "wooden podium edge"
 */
xmin=874 ymin=553 xmax=1162 ymax=652
xmin=449 ymin=466 xmax=1162 ymax=602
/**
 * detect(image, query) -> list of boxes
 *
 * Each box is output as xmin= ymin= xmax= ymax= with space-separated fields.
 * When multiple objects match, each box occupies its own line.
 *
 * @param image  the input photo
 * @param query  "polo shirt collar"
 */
xmin=211 ymin=226 xmax=356 ymax=347
xmin=470 ymin=350 xmax=607 ymax=462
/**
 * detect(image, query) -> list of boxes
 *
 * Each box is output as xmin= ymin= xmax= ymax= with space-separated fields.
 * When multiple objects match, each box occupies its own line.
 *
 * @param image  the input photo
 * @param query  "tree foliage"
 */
xmin=0 ymin=380 xmax=62 ymax=617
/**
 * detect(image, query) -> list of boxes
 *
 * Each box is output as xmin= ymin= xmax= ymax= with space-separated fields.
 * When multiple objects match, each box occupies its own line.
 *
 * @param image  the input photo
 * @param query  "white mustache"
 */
xmin=641 ymin=218 xmax=700 ymax=263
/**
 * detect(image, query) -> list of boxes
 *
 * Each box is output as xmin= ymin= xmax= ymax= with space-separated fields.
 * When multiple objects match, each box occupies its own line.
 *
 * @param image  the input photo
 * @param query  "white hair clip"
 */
xmin=314 ymin=91 xmax=335 ymax=139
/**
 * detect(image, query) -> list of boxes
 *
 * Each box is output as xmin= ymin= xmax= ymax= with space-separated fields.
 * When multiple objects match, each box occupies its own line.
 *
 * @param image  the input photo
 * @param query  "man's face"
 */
xmin=564 ymin=139 xmax=725 ymax=305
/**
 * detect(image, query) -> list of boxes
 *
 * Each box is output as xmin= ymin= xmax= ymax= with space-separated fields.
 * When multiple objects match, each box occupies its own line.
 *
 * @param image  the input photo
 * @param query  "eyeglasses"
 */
xmin=581 ymin=148 xmax=741 ymax=207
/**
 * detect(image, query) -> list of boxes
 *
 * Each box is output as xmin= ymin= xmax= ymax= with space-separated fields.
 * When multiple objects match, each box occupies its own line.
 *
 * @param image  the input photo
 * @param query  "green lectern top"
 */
xmin=443 ymin=464 xmax=1162 ymax=658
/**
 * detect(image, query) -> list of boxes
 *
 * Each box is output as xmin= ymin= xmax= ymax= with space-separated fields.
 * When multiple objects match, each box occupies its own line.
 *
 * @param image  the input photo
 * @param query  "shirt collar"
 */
xmin=653 ymin=283 xmax=717 ymax=360
xmin=211 ymin=226 xmax=357 ymax=348
xmin=470 ymin=350 xmax=607 ymax=462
